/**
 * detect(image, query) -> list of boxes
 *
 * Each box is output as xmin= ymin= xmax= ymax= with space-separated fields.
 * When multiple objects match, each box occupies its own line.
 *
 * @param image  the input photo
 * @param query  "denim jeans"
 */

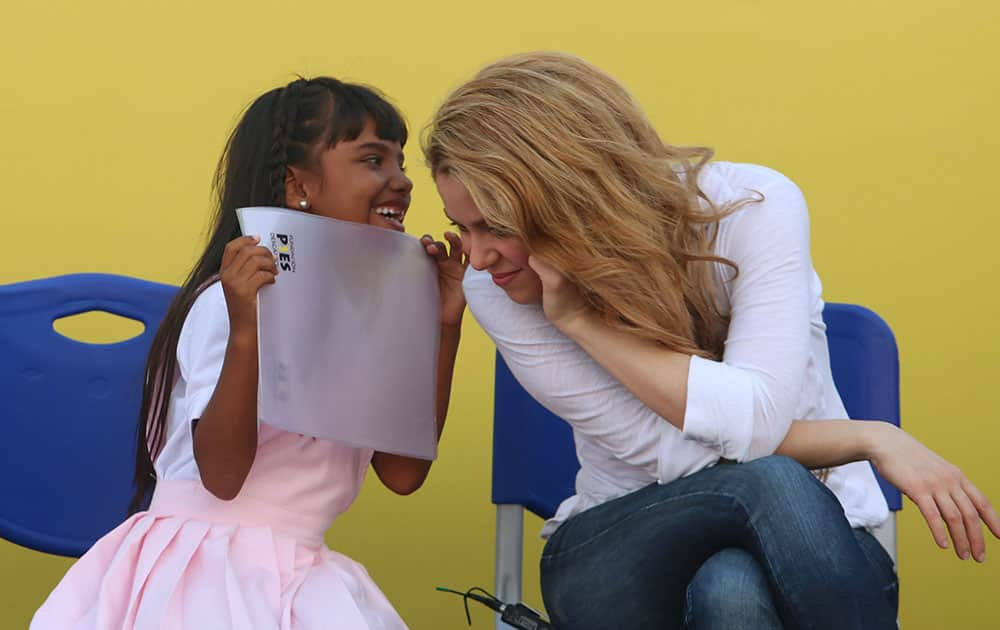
xmin=683 ymin=527 xmax=897 ymax=629
xmin=539 ymin=456 xmax=898 ymax=630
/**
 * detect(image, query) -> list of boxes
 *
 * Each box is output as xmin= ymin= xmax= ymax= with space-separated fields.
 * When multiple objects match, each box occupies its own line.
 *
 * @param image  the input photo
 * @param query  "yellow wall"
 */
xmin=2 ymin=1 xmax=997 ymax=627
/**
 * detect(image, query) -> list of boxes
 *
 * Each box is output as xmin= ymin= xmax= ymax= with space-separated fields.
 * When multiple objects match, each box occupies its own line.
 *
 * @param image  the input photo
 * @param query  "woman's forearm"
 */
xmin=559 ymin=309 xmax=690 ymax=430
xmin=774 ymin=419 xmax=887 ymax=469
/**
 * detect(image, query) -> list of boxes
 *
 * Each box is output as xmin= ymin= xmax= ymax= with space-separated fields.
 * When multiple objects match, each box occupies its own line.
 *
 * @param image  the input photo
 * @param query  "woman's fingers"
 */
xmin=961 ymin=476 xmax=1000 ymax=540
xmin=935 ymin=491 xmax=972 ymax=560
xmin=951 ymin=488 xmax=986 ymax=562
xmin=913 ymin=492 xmax=950 ymax=550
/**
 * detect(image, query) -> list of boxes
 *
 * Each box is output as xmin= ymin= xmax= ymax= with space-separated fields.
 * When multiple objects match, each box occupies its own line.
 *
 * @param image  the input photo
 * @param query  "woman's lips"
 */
xmin=491 ymin=270 xmax=520 ymax=287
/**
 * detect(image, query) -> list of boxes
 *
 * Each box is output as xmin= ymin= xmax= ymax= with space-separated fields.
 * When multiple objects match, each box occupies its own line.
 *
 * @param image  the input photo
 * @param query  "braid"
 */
xmin=268 ymin=79 xmax=306 ymax=207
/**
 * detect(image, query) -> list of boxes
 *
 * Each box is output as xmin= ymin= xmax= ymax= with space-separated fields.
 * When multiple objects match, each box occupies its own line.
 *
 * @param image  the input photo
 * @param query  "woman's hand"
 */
xmin=868 ymin=422 xmax=1000 ymax=562
xmin=527 ymin=255 xmax=590 ymax=331
xmin=220 ymin=235 xmax=278 ymax=340
xmin=422 ymin=232 xmax=467 ymax=327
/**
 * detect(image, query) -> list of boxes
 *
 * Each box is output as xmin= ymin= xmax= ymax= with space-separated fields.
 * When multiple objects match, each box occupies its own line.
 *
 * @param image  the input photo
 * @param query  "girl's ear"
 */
xmin=285 ymin=166 xmax=316 ymax=209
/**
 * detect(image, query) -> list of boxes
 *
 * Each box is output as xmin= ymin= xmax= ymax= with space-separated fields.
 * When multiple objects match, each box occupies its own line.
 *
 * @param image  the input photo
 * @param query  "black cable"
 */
xmin=436 ymin=586 xmax=502 ymax=624
xmin=436 ymin=585 xmax=553 ymax=629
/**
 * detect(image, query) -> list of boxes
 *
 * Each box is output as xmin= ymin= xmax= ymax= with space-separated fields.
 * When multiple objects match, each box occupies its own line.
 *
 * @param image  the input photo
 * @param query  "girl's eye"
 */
xmin=449 ymin=221 xmax=467 ymax=234
xmin=363 ymin=155 xmax=382 ymax=166
xmin=488 ymin=226 xmax=512 ymax=238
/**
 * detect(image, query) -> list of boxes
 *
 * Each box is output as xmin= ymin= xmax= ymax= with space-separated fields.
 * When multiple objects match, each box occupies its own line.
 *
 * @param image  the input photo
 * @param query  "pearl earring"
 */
xmin=298 ymin=199 xmax=309 ymax=210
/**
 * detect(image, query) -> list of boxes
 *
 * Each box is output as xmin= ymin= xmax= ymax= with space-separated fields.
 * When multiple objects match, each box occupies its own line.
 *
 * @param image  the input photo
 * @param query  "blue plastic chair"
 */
xmin=491 ymin=302 xmax=902 ymax=623
xmin=0 ymin=274 xmax=177 ymax=557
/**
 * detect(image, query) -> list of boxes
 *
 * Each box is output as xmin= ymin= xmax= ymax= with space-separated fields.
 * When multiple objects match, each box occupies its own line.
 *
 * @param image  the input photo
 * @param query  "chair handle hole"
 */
xmin=52 ymin=310 xmax=146 ymax=344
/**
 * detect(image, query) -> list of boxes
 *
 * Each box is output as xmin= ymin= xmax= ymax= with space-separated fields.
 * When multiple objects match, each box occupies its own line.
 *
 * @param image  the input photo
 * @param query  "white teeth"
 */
xmin=374 ymin=207 xmax=401 ymax=218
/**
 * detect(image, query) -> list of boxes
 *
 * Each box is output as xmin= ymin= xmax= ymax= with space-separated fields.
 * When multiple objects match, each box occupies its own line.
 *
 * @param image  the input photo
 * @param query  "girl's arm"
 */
xmin=371 ymin=323 xmax=461 ymax=494
xmin=371 ymin=232 xmax=467 ymax=495
xmin=193 ymin=236 xmax=277 ymax=500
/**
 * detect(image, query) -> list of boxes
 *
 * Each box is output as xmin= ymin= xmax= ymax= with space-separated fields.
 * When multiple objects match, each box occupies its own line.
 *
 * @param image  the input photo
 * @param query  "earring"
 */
xmin=298 ymin=198 xmax=309 ymax=210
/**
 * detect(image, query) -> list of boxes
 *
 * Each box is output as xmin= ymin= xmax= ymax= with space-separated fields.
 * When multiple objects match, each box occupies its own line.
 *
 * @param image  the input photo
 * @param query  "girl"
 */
xmin=423 ymin=52 xmax=1000 ymax=629
xmin=33 ymin=77 xmax=467 ymax=629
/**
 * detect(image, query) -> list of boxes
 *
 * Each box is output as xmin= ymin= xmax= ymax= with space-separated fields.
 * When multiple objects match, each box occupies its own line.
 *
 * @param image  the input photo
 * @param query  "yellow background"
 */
xmin=2 ymin=0 xmax=998 ymax=627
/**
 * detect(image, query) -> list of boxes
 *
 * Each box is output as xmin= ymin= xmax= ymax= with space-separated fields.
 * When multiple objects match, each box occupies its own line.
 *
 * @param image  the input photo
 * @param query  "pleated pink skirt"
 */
xmin=30 ymin=479 xmax=407 ymax=630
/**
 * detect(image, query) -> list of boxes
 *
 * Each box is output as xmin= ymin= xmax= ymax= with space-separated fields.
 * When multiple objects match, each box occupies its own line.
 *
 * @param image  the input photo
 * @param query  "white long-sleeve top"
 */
xmin=464 ymin=161 xmax=889 ymax=537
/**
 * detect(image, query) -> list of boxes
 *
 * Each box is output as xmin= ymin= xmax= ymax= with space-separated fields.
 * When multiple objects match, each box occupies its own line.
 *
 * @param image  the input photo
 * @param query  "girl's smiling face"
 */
xmin=290 ymin=118 xmax=412 ymax=232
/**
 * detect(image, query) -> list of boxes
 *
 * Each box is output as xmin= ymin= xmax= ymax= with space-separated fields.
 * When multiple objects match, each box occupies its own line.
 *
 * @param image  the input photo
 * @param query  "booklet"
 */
xmin=236 ymin=206 xmax=439 ymax=460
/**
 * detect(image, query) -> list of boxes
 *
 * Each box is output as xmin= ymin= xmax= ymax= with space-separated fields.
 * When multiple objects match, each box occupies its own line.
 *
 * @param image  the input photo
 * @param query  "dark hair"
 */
xmin=129 ymin=77 xmax=408 ymax=513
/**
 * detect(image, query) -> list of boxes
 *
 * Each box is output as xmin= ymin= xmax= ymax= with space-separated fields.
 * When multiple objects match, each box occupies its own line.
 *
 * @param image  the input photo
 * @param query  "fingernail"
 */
xmin=962 ymin=550 xmax=971 ymax=560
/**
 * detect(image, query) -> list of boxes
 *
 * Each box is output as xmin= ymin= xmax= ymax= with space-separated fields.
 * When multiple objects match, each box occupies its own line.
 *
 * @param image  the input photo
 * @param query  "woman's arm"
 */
xmin=532 ymin=173 xmax=815 ymax=462
xmin=552 ymin=306 xmax=691 ymax=428
xmin=778 ymin=419 xmax=1000 ymax=563
xmin=371 ymin=232 xmax=467 ymax=495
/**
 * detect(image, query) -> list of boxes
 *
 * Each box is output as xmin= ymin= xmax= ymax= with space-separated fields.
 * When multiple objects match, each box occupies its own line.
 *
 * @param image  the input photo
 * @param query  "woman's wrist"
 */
xmin=552 ymin=306 xmax=599 ymax=340
xmin=860 ymin=420 xmax=897 ymax=462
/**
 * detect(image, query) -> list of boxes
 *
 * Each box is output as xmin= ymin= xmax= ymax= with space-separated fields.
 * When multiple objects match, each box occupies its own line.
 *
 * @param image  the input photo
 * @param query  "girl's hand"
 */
xmin=220 ymin=235 xmax=278 ymax=339
xmin=422 ymin=232 xmax=467 ymax=327
xmin=868 ymin=422 xmax=1000 ymax=562
xmin=528 ymin=255 xmax=590 ymax=331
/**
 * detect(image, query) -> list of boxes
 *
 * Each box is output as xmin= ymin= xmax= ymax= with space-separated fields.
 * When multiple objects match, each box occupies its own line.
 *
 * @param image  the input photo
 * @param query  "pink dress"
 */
xmin=32 ymin=283 xmax=407 ymax=629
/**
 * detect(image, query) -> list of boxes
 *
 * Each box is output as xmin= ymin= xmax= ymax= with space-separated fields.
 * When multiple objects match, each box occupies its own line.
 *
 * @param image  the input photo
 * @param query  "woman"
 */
xmin=423 ymin=52 xmax=998 ymax=629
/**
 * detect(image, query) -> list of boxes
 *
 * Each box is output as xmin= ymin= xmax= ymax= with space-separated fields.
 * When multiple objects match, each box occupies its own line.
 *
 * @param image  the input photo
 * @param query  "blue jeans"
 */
xmin=683 ymin=527 xmax=897 ymax=629
xmin=539 ymin=456 xmax=898 ymax=630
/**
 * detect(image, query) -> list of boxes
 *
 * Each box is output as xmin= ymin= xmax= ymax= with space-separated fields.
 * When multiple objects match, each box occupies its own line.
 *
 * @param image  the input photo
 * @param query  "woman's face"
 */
xmin=290 ymin=118 xmax=413 ymax=232
xmin=435 ymin=173 xmax=542 ymax=304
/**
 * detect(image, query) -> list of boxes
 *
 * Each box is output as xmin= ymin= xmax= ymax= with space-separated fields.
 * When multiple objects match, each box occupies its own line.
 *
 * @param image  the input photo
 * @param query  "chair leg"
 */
xmin=495 ymin=504 xmax=524 ymax=630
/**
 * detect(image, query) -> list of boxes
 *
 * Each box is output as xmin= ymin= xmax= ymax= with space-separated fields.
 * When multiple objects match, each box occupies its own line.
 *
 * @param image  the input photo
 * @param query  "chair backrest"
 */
xmin=0 ymin=274 xmax=177 ymax=557
xmin=492 ymin=302 xmax=902 ymax=519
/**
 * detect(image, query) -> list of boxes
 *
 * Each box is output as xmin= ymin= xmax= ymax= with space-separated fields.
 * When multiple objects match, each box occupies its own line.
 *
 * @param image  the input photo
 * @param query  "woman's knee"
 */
xmin=734 ymin=455 xmax=838 ymax=510
xmin=684 ymin=549 xmax=781 ymax=630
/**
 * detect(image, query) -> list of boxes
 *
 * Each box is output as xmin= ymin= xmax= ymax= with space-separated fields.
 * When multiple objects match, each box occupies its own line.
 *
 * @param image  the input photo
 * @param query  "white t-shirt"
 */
xmin=154 ymin=282 xmax=231 ymax=482
xmin=464 ymin=161 xmax=890 ymax=537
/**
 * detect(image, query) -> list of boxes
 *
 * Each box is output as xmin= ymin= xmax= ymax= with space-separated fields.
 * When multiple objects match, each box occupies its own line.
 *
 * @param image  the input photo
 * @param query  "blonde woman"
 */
xmin=424 ymin=52 xmax=999 ymax=630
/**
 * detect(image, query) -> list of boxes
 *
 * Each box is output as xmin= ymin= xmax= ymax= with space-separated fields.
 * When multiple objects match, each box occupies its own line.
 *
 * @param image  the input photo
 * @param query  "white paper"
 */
xmin=237 ymin=206 xmax=439 ymax=460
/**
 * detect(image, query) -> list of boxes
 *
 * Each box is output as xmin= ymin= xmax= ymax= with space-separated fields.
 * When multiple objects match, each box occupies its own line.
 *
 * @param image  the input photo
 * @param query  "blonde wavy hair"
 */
xmin=424 ymin=51 xmax=757 ymax=359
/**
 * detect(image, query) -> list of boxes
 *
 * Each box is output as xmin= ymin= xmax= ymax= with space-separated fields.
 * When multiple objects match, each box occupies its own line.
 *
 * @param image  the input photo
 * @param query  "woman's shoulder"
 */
xmin=701 ymin=161 xmax=804 ymax=206
xmin=704 ymin=162 xmax=811 ymax=259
